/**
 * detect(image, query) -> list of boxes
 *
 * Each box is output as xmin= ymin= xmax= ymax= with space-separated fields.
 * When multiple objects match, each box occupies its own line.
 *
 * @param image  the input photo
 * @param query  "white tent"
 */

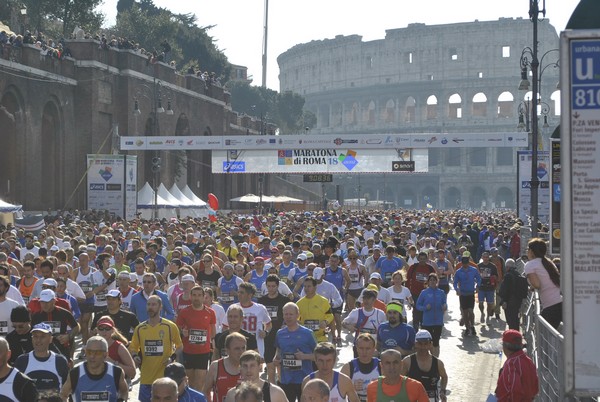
xmin=170 ymin=184 xmax=208 ymax=218
xmin=157 ymin=184 xmax=182 ymax=207
xmin=137 ymin=182 xmax=177 ymax=219
xmin=181 ymin=185 xmax=208 ymax=207
xmin=0 ymin=199 xmax=22 ymax=213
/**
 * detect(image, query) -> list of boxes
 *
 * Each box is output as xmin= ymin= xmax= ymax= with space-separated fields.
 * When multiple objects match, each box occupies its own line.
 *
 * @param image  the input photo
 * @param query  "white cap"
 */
xmin=40 ymin=289 xmax=55 ymax=302
xmin=181 ymin=274 xmax=195 ymax=282
xmin=50 ymin=245 xmax=59 ymax=251
xmin=153 ymin=230 xmax=161 ymax=236
xmin=369 ymin=272 xmax=382 ymax=280
xmin=240 ymin=242 xmax=249 ymax=248
xmin=42 ymin=278 xmax=57 ymax=287
xmin=106 ymin=289 xmax=121 ymax=298
xmin=297 ymin=253 xmax=307 ymax=261
xmin=313 ymin=267 xmax=324 ymax=280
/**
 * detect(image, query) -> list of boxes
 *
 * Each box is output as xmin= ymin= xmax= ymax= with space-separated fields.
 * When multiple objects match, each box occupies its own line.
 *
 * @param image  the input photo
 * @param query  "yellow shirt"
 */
xmin=297 ymin=294 xmax=334 ymax=342
xmin=129 ymin=318 xmax=183 ymax=385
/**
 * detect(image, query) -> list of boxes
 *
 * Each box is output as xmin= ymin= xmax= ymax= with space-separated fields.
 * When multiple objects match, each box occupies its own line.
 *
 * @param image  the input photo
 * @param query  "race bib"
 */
xmin=219 ymin=294 xmax=234 ymax=303
xmin=304 ymin=320 xmax=320 ymax=331
xmin=81 ymin=282 xmax=92 ymax=293
xmin=189 ymin=329 xmax=208 ymax=344
xmin=359 ymin=327 xmax=377 ymax=334
xmin=266 ymin=306 xmax=278 ymax=318
xmin=385 ymin=272 xmax=393 ymax=281
xmin=415 ymin=272 xmax=428 ymax=282
xmin=0 ymin=321 xmax=8 ymax=335
xmin=201 ymin=280 xmax=214 ymax=288
xmin=46 ymin=321 xmax=61 ymax=334
xmin=282 ymin=353 xmax=302 ymax=370
xmin=349 ymin=273 xmax=359 ymax=283
xmin=144 ymin=340 xmax=164 ymax=356
xmin=81 ymin=391 xmax=109 ymax=402
xmin=96 ymin=291 xmax=107 ymax=302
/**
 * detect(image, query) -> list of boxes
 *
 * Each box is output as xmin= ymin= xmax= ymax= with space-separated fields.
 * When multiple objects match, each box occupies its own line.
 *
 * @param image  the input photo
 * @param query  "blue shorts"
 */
xmin=139 ymin=384 xmax=152 ymax=402
xmin=478 ymin=290 xmax=495 ymax=303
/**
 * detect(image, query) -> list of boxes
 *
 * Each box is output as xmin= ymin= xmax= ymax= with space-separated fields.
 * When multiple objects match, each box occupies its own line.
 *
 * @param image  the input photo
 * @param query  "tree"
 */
xmin=20 ymin=0 xmax=104 ymax=37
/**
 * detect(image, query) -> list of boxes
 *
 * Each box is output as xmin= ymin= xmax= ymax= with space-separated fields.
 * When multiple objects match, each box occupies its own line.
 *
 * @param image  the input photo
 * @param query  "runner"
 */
xmin=176 ymin=286 xmax=217 ymax=391
xmin=224 ymin=350 xmax=287 ymax=402
xmin=217 ymin=263 xmax=243 ymax=311
xmin=453 ymin=252 xmax=482 ymax=336
xmin=477 ymin=251 xmax=499 ymax=323
xmin=296 ymin=277 xmax=334 ymax=343
xmin=366 ymin=349 xmax=428 ymax=402
xmin=323 ymin=254 xmax=350 ymax=346
xmin=342 ymin=289 xmax=386 ymax=358
xmin=340 ymin=333 xmax=381 ymax=402
xmin=416 ymin=274 xmax=447 ymax=357
xmin=377 ymin=302 xmax=415 ymax=357
xmin=205 ymin=332 xmax=246 ymax=402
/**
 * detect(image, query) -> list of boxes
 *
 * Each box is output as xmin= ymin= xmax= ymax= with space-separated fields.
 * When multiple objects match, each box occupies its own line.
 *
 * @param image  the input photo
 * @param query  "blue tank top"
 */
xmin=219 ymin=276 xmax=240 ymax=310
xmin=309 ymin=371 xmax=345 ymax=402
xmin=325 ymin=267 xmax=344 ymax=291
xmin=436 ymin=260 xmax=450 ymax=285
xmin=278 ymin=262 xmax=296 ymax=283
xmin=249 ymin=270 xmax=268 ymax=299
xmin=73 ymin=362 xmax=119 ymax=402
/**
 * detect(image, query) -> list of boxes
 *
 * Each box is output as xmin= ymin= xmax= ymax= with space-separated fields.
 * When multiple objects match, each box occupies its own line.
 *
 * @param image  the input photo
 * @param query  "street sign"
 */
xmin=561 ymin=30 xmax=600 ymax=396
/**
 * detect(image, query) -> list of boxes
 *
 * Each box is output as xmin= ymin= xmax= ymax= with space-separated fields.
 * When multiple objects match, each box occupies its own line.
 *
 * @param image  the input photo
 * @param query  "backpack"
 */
xmin=515 ymin=273 xmax=529 ymax=300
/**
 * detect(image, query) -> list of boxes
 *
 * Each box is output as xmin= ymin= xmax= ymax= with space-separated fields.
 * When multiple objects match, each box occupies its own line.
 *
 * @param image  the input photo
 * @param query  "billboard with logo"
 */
xmin=517 ymin=150 xmax=550 ymax=225
xmin=211 ymin=149 xmax=428 ymax=174
xmin=87 ymin=155 xmax=137 ymax=219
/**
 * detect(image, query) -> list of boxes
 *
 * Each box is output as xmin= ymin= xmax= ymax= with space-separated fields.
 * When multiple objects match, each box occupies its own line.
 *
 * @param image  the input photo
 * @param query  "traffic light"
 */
xmin=151 ymin=157 xmax=161 ymax=173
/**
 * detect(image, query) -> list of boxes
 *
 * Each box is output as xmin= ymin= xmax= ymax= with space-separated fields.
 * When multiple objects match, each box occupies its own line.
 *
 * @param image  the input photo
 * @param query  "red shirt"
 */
xmin=496 ymin=350 xmax=539 ymax=402
xmin=176 ymin=305 xmax=216 ymax=354
xmin=406 ymin=263 xmax=436 ymax=296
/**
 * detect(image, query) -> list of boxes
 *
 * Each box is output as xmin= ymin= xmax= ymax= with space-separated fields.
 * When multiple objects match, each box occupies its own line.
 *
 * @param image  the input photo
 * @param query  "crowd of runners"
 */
xmin=0 ymin=208 xmax=546 ymax=401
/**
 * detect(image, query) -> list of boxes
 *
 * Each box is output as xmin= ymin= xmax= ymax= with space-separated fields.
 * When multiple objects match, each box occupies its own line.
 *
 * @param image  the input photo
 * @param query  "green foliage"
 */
xmin=228 ymin=82 xmax=316 ymax=135
xmin=20 ymin=0 xmax=104 ymax=37
xmin=113 ymin=1 xmax=230 ymax=82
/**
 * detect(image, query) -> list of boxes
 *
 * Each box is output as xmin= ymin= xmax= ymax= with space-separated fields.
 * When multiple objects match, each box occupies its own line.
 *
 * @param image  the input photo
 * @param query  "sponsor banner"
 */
xmin=517 ymin=150 xmax=550 ymax=225
xmin=211 ymin=149 xmax=428 ymax=174
xmin=121 ymin=132 xmax=528 ymax=151
xmin=87 ymin=155 xmax=137 ymax=219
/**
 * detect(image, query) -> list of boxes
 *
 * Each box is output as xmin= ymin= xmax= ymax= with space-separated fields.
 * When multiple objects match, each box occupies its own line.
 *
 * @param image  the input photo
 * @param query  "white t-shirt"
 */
xmin=524 ymin=258 xmax=562 ymax=309
xmin=260 ymin=282 xmax=292 ymax=297
xmin=342 ymin=307 xmax=386 ymax=336
xmin=386 ymin=285 xmax=412 ymax=318
xmin=0 ymin=298 xmax=20 ymax=336
xmin=357 ymin=286 xmax=392 ymax=305
xmin=225 ymin=302 xmax=271 ymax=355
xmin=211 ymin=302 xmax=226 ymax=334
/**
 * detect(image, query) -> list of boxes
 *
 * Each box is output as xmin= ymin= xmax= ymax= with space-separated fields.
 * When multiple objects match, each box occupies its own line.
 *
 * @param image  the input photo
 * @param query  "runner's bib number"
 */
xmin=266 ymin=306 xmax=278 ymax=318
xmin=144 ymin=340 xmax=164 ymax=356
xmin=304 ymin=320 xmax=320 ymax=331
xmin=416 ymin=272 xmax=429 ymax=282
xmin=46 ymin=321 xmax=61 ymax=334
xmin=0 ymin=321 xmax=7 ymax=335
xmin=349 ymin=273 xmax=359 ymax=283
xmin=81 ymin=391 xmax=109 ymax=402
xmin=282 ymin=353 xmax=302 ymax=370
xmin=189 ymin=329 xmax=208 ymax=344
xmin=219 ymin=294 xmax=234 ymax=303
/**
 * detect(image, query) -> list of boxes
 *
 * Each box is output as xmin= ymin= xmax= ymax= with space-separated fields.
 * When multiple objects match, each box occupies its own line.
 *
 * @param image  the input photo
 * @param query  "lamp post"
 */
xmin=518 ymin=0 xmax=560 ymax=238
xmin=133 ymin=78 xmax=174 ymax=220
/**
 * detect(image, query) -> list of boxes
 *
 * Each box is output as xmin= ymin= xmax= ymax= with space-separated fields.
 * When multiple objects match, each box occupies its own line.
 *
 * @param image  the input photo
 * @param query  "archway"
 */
xmin=41 ymin=100 xmax=63 ymax=209
xmin=470 ymin=186 xmax=487 ymax=209
xmin=404 ymin=97 xmax=416 ymax=123
xmin=426 ymin=95 xmax=438 ymax=120
xmin=496 ymin=187 xmax=514 ymax=209
xmin=448 ymin=93 xmax=462 ymax=119
xmin=422 ymin=186 xmax=438 ymax=209
xmin=0 ymin=91 xmax=22 ymax=204
xmin=472 ymin=92 xmax=487 ymax=117
xmin=444 ymin=187 xmax=461 ymax=209
xmin=497 ymin=91 xmax=514 ymax=118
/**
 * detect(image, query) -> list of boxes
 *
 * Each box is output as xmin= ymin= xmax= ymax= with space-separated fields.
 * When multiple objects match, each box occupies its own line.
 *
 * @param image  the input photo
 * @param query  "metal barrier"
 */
xmin=521 ymin=292 xmax=597 ymax=402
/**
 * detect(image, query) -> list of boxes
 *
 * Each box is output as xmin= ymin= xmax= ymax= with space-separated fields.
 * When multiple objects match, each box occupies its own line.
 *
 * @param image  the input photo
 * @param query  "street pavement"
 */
xmin=72 ymin=288 xmax=505 ymax=401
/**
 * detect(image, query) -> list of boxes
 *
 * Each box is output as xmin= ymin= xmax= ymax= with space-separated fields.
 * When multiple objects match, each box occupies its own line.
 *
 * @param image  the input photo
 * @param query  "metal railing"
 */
xmin=521 ymin=292 xmax=597 ymax=401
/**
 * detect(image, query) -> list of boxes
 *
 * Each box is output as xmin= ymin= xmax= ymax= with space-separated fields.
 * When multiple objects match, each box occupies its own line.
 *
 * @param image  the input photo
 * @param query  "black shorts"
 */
xmin=263 ymin=333 xmax=277 ymax=364
xmin=79 ymin=303 xmax=94 ymax=314
xmin=332 ymin=306 xmax=343 ymax=315
xmin=182 ymin=352 xmax=211 ymax=370
xmin=347 ymin=288 xmax=362 ymax=299
xmin=422 ymin=325 xmax=443 ymax=347
xmin=459 ymin=294 xmax=475 ymax=310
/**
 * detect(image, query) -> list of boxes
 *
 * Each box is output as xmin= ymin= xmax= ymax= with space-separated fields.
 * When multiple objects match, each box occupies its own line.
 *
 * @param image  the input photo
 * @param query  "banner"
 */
xmin=87 ymin=155 xmax=137 ymax=219
xmin=517 ymin=150 xmax=550 ymax=225
xmin=211 ymin=149 xmax=428 ymax=174
xmin=121 ymin=132 xmax=528 ymax=151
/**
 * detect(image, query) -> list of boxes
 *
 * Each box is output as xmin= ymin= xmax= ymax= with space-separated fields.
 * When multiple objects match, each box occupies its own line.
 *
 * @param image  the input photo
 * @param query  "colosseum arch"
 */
xmin=404 ymin=97 xmax=416 ymax=123
xmin=470 ymin=186 xmax=487 ymax=209
xmin=444 ymin=187 xmax=461 ymax=209
xmin=0 ymin=88 xmax=24 ymax=204
xmin=495 ymin=187 xmax=515 ymax=209
xmin=384 ymin=99 xmax=395 ymax=123
xmin=41 ymin=98 xmax=64 ymax=209
xmin=400 ymin=187 xmax=416 ymax=208
xmin=472 ymin=92 xmax=488 ymax=117
xmin=497 ymin=91 xmax=514 ymax=118
xmin=448 ymin=93 xmax=462 ymax=119
xmin=426 ymin=95 xmax=438 ymax=120
xmin=349 ymin=102 xmax=359 ymax=125
xmin=367 ymin=100 xmax=376 ymax=124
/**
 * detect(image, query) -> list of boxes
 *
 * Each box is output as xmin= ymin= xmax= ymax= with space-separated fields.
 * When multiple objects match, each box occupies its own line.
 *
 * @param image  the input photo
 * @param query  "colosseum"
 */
xmin=277 ymin=17 xmax=561 ymax=210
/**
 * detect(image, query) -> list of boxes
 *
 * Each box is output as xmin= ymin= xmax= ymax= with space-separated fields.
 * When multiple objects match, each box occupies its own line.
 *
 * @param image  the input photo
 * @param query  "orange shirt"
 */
xmin=367 ymin=376 xmax=429 ymax=402
xmin=374 ymin=299 xmax=388 ymax=313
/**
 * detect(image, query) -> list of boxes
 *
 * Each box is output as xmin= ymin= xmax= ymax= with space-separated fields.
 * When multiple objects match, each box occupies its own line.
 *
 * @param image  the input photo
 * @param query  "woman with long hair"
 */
xmin=96 ymin=316 xmax=137 ymax=379
xmin=524 ymin=238 xmax=562 ymax=329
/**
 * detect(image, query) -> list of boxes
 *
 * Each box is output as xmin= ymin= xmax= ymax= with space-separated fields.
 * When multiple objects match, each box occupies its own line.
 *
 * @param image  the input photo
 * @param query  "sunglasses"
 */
xmin=97 ymin=326 xmax=112 ymax=331
xmin=348 ymin=257 xmax=358 ymax=260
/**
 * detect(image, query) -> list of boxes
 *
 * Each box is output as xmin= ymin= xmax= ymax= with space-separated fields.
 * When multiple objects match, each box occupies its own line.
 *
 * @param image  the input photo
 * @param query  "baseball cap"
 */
xmin=118 ymin=271 xmax=131 ymax=279
xmin=369 ymin=272 xmax=382 ymax=280
xmin=129 ymin=273 xmax=138 ymax=282
xmin=50 ymin=245 xmax=59 ymax=252
xmin=462 ymin=251 xmax=471 ymax=258
xmin=502 ymin=329 xmax=524 ymax=350
xmin=106 ymin=289 xmax=121 ymax=298
xmin=153 ymin=230 xmax=161 ymax=236
xmin=373 ymin=245 xmax=382 ymax=251
xmin=313 ymin=267 xmax=324 ymax=280
xmin=305 ymin=251 xmax=314 ymax=259
xmin=505 ymin=258 xmax=516 ymax=269
xmin=240 ymin=242 xmax=249 ymax=248
xmin=97 ymin=317 xmax=115 ymax=329
xmin=297 ymin=253 xmax=307 ymax=261
xmin=490 ymin=247 xmax=498 ymax=253
xmin=42 ymin=278 xmax=58 ymax=287
xmin=254 ymin=256 xmax=264 ymax=262
xmin=165 ymin=362 xmax=187 ymax=383
xmin=415 ymin=329 xmax=433 ymax=341
xmin=181 ymin=274 xmax=195 ymax=282
xmin=366 ymin=283 xmax=379 ymax=292
xmin=40 ymin=289 xmax=55 ymax=302
xmin=87 ymin=244 xmax=97 ymax=251
xmin=31 ymin=323 xmax=53 ymax=334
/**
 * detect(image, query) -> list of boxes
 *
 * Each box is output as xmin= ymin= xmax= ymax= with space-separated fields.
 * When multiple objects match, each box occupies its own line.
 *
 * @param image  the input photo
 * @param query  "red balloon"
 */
xmin=208 ymin=193 xmax=219 ymax=211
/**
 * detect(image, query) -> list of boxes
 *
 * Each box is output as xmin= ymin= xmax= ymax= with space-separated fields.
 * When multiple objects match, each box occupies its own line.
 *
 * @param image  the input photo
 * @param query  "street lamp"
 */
xmin=132 ymin=78 xmax=174 ymax=219
xmin=518 ymin=0 xmax=559 ymax=238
